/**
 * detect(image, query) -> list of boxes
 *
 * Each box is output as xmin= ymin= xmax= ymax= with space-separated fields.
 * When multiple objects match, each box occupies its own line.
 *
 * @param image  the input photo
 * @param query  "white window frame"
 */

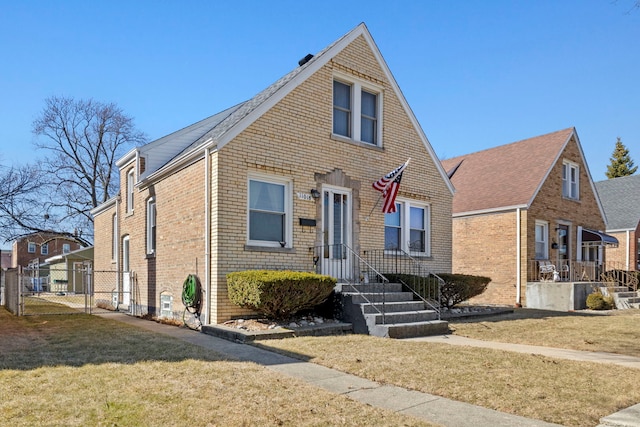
xmin=62 ymin=243 xmax=71 ymax=254
xmin=126 ymin=168 xmax=135 ymax=213
xmin=384 ymin=199 xmax=431 ymax=256
xmin=146 ymin=197 xmax=156 ymax=255
xmin=332 ymin=72 xmax=383 ymax=147
xmin=41 ymin=243 xmax=49 ymax=256
xmin=535 ymin=220 xmax=549 ymax=260
xmin=247 ymin=174 xmax=292 ymax=248
xmin=562 ymin=161 xmax=579 ymax=200
xmin=27 ymin=242 xmax=36 ymax=253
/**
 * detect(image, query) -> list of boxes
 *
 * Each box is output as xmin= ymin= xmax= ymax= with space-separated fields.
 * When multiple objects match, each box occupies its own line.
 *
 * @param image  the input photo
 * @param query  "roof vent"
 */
xmin=298 ymin=53 xmax=314 ymax=66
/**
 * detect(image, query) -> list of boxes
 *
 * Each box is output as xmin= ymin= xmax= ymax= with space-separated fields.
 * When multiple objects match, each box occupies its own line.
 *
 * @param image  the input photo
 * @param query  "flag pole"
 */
xmin=365 ymin=158 xmax=411 ymax=221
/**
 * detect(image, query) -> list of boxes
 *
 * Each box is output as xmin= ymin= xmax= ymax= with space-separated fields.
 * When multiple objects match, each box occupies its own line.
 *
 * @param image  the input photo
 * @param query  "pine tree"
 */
xmin=606 ymin=137 xmax=637 ymax=179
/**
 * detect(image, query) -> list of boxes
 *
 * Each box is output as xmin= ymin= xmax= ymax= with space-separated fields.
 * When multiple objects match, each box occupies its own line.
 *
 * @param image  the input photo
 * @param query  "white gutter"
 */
xmin=203 ymin=147 xmax=211 ymax=325
xmin=516 ymin=207 xmax=522 ymax=307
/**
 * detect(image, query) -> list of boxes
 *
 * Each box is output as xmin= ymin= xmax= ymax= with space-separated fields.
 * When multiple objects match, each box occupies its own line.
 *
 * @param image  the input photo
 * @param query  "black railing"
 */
xmin=310 ymin=244 xmax=389 ymax=323
xmin=363 ymin=249 xmax=442 ymax=319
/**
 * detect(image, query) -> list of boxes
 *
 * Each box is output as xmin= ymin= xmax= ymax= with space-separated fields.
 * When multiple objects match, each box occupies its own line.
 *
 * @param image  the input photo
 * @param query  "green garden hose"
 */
xmin=182 ymin=274 xmax=202 ymax=330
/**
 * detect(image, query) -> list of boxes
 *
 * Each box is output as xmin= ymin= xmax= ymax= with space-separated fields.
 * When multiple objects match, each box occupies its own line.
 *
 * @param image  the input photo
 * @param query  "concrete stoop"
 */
xmin=597 ymin=402 xmax=640 ymax=427
xmin=604 ymin=287 xmax=640 ymax=310
xmin=336 ymin=282 xmax=448 ymax=338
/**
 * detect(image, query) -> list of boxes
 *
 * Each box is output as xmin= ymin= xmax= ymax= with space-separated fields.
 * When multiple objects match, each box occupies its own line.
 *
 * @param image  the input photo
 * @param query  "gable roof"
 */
xmin=595 ymin=174 xmax=640 ymax=231
xmin=134 ymin=23 xmax=453 ymax=194
xmin=441 ymin=128 xmax=577 ymax=215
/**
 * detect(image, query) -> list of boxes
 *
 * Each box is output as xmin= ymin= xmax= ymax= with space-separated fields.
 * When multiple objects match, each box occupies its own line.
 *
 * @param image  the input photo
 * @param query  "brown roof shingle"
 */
xmin=441 ymin=128 xmax=575 ymax=214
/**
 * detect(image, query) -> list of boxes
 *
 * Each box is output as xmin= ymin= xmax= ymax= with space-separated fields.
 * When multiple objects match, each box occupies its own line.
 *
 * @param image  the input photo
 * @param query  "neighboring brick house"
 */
xmin=11 ymin=231 xmax=88 ymax=269
xmin=91 ymin=23 xmax=454 ymax=324
xmin=595 ymin=174 xmax=640 ymax=271
xmin=441 ymin=128 xmax=615 ymax=307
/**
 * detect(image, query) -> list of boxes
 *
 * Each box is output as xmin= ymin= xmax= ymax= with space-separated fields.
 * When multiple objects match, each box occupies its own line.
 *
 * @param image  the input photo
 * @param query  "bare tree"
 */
xmin=0 ymin=162 xmax=47 ymax=240
xmin=32 ymin=96 xmax=147 ymax=241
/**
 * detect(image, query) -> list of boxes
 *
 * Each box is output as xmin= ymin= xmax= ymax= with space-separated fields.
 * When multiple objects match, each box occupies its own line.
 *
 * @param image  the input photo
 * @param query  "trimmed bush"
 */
xmin=226 ymin=270 xmax=336 ymax=319
xmin=437 ymin=273 xmax=491 ymax=309
xmin=586 ymin=291 xmax=614 ymax=310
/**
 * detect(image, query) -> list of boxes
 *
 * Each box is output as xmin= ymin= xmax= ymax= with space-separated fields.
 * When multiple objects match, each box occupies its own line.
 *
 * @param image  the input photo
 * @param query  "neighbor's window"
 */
xmin=562 ymin=161 xmax=579 ymax=200
xmin=535 ymin=221 xmax=549 ymax=259
xmin=126 ymin=168 xmax=135 ymax=213
xmin=27 ymin=242 xmax=36 ymax=253
xmin=333 ymin=76 xmax=382 ymax=146
xmin=385 ymin=200 xmax=430 ymax=255
xmin=62 ymin=244 xmax=71 ymax=254
xmin=146 ymin=198 xmax=156 ymax=255
xmin=41 ymin=243 xmax=49 ymax=256
xmin=248 ymin=176 xmax=291 ymax=247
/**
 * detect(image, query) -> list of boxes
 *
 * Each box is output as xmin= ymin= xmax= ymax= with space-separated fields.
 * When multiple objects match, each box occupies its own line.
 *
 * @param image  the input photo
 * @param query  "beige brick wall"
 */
xmin=605 ymin=227 xmax=639 ymax=271
xmin=93 ymin=204 xmax=116 ymax=271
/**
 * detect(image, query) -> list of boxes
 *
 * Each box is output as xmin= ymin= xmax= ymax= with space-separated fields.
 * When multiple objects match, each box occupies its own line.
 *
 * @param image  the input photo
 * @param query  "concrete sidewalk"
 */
xmin=100 ymin=313 xmax=563 ymax=427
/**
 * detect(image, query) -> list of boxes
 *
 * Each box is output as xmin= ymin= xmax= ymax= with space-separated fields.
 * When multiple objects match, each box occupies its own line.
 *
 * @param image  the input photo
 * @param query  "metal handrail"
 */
xmin=310 ymin=244 xmax=389 ymax=323
xmin=363 ymin=249 xmax=442 ymax=319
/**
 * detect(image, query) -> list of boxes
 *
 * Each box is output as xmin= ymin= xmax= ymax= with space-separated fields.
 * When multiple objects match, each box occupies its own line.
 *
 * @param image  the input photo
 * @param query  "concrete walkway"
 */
xmin=100 ymin=313 xmax=640 ymax=427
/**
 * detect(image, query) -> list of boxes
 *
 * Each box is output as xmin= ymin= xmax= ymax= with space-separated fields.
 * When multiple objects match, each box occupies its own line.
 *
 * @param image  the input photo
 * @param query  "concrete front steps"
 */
xmin=601 ymin=286 xmax=640 ymax=309
xmin=336 ymin=282 xmax=449 ymax=338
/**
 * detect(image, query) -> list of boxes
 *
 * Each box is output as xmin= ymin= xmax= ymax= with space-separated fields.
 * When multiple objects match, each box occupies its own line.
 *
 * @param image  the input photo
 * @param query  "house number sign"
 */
xmin=296 ymin=192 xmax=314 ymax=201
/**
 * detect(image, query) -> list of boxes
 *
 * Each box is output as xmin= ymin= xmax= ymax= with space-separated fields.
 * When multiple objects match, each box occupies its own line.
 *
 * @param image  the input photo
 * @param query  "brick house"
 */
xmin=11 ymin=231 xmax=88 ymax=269
xmin=595 ymin=174 xmax=640 ymax=271
xmin=441 ymin=128 xmax=615 ymax=307
xmin=91 ymin=23 xmax=454 ymax=324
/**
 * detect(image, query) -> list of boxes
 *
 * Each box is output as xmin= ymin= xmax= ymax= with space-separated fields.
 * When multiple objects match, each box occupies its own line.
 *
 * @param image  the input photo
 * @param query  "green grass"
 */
xmin=0 ymin=309 xmax=433 ymax=427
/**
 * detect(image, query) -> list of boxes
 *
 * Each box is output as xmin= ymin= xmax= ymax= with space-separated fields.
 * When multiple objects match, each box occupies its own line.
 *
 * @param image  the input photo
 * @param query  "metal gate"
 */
xmin=8 ymin=267 xmax=132 ymax=316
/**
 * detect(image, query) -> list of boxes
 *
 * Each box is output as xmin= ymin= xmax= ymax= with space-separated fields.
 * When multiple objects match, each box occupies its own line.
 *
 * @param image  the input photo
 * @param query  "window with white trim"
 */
xmin=535 ymin=221 xmax=548 ymax=259
xmin=41 ymin=243 xmax=49 ymax=255
xmin=27 ymin=242 xmax=36 ymax=253
xmin=126 ymin=168 xmax=135 ymax=213
xmin=333 ymin=76 xmax=382 ymax=146
xmin=562 ymin=161 xmax=579 ymax=200
xmin=384 ymin=200 xmax=430 ymax=255
xmin=146 ymin=197 xmax=156 ymax=255
xmin=62 ymin=244 xmax=71 ymax=254
xmin=247 ymin=176 xmax=291 ymax=247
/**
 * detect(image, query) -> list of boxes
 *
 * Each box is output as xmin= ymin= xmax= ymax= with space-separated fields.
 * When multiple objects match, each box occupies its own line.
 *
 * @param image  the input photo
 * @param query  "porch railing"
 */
xmin=363 ymin=249 xmax=442 ymax=319
xmin=310 ymin=244 xmax=389 ymax=323
xmin=529 ymin=260 xmax=639 ymax=291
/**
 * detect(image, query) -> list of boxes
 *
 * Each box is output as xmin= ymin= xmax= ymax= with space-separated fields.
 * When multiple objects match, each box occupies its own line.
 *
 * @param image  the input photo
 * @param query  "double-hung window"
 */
xmin=41 ymin=243 xmax=49 ymax=256
xmin=248 ymin=175 xmax=291 ymax=248
xmin=535 ymin=221 xmax=549 ymax=259
xmin=27 ymin=242 xmax=36 ymax=253
xmin=562 ymin=161 xmax=579 ymax=200
xmin=384 ymin=200 xmax=430 ymax=255
xmin=62 ymin=244 xmax=70 ymax=254
xmin=146 ymin=198 xmax=156 ymax=255
xmin=333 ymin=76 xmax=382 ymax=146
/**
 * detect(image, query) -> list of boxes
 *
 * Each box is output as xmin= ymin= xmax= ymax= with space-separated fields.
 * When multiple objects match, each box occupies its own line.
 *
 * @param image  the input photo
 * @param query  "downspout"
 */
xmin=516 ymin=208 xmax=522 ymax=307
xmin=626 ymin=230 xmax=631 ymax=271
xmin=203 ymin=147 xmax=211 ymax=325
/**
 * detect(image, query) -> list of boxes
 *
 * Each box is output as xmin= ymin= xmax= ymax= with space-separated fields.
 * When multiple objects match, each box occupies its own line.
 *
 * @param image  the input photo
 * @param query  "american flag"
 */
xmin=372 ymin=160 xmax=409 ymax=214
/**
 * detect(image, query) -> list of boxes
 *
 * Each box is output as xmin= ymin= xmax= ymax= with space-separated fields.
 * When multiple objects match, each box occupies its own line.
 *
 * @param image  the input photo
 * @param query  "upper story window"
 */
xmin=384 ymin=200 xmax=430 ymax=256
xmin=146 ymin=198 xmax=157 ymax=255
xmin=562 ymin=161 xmax=579 ymax=200
xmin=41 ymin=243 xmax=49 ymax=256
xmin=126 ymin=168 xmax=135 ymax=213
xmin=62 ymin=244 xmax=71 ymax=254
xmin=333 ymin=76 xmax=382 ymax=146
xmin=27 ymin=242 xmax=36 ymax=253
xmin=535 ymin=220 xmax=549 ymax=259
xmin=248 ymin=175 xmax=291 ymax=248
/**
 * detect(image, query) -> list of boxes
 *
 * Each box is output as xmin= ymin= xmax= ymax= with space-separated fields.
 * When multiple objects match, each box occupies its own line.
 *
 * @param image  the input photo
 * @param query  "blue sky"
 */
xmin=1 ymin=0 xmax=639 ymax=183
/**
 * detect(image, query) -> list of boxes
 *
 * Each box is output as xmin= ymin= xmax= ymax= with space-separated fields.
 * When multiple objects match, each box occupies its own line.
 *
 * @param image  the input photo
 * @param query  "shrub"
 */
xmin=226 ymin=270 xmax=336 ymax=319
xmin=586 ymin=291 xmax=614 ymax=310
xmin=437 ymin=273 xmax=491 ymax=309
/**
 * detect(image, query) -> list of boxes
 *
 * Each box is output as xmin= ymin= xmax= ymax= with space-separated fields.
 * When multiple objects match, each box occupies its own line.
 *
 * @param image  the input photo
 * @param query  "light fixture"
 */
xmin=310 ymin=189 xmax=321 ymax=199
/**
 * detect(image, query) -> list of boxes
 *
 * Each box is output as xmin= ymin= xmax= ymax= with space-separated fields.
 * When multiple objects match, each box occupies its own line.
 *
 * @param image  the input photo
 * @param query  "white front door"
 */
xmin=122 ymin=236 xmax=131 ymax=307
xmin=322 ymin=186 xmax=352 ymax=280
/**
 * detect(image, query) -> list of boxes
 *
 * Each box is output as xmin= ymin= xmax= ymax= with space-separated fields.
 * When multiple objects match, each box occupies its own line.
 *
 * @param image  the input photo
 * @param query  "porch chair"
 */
xmin=538 ymin=261 xmax=557 ymax=281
